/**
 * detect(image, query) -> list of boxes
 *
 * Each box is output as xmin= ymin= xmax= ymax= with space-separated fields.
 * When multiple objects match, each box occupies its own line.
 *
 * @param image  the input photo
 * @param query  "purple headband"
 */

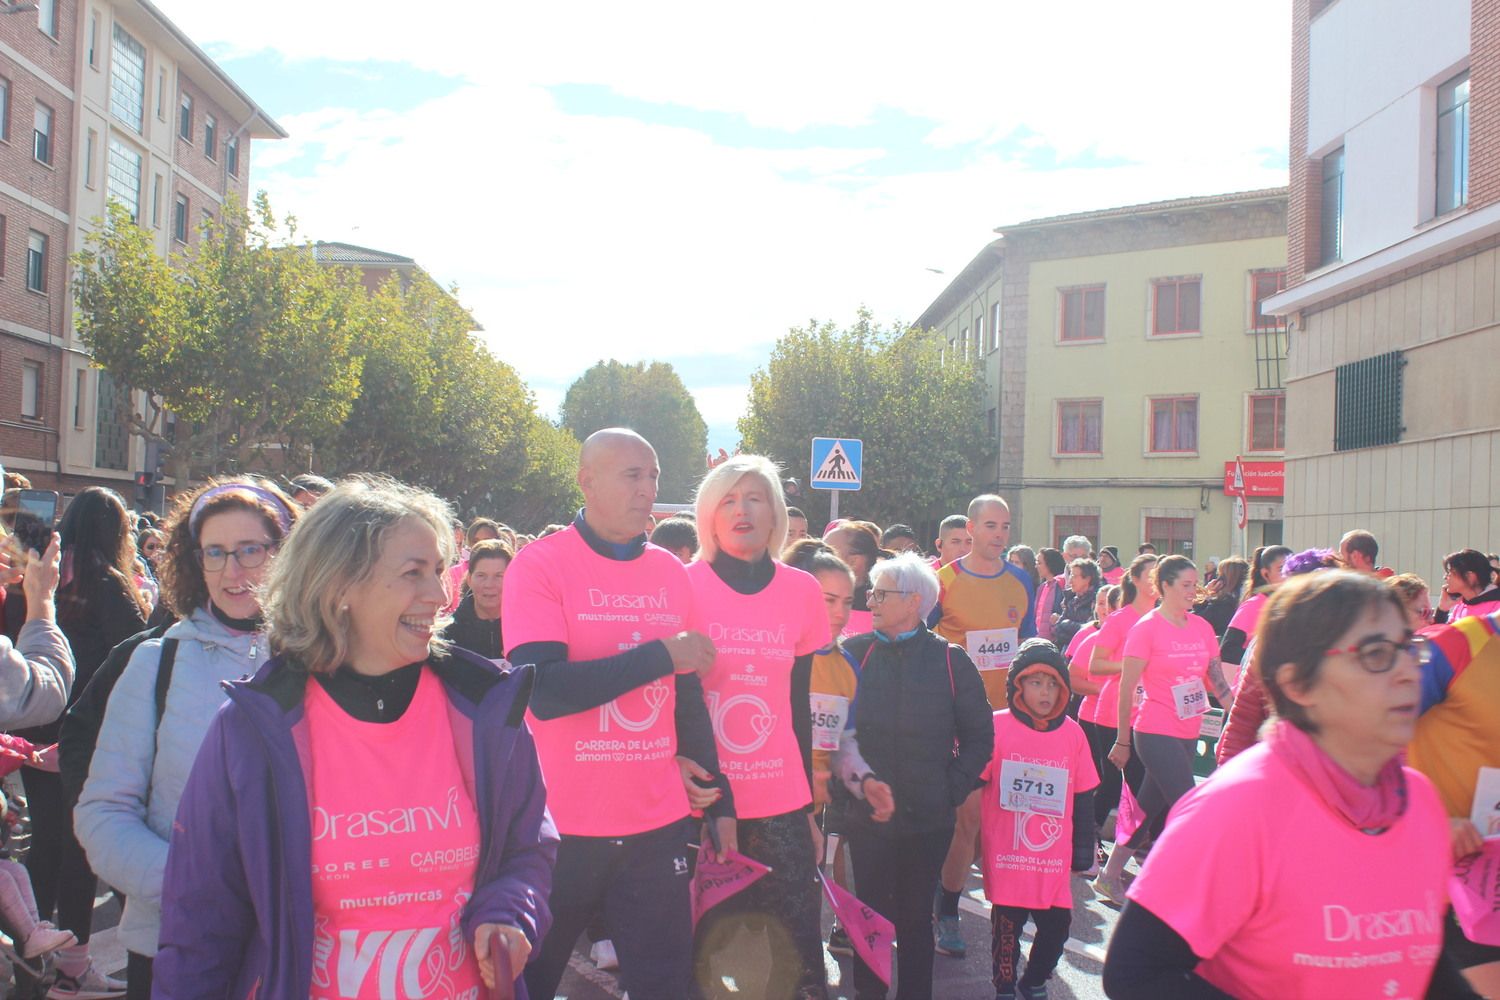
xmin=188 ymin=484 xmax=294 ymax=538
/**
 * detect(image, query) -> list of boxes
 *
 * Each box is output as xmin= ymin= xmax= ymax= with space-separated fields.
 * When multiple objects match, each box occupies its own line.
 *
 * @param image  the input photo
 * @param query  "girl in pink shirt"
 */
xmin=1103 ymin=571 xmax=1470 ymax=999
xmin=1071 ymin=585 xmax=1121 ymax=852
xmin=980 ymin=639 xmax=1098 ymax=998
xmin=1095 ymin=556 xmax=1231 ymax=904
xmin=1087 ymin=555 xmax=1157 ymax=843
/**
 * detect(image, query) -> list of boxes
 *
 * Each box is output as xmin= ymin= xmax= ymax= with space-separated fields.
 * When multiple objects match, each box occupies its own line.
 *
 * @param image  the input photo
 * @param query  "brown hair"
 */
xmin=466 ymin=538 xmax=514 ymax=572
xmin=465 ymin=517 xmax=502 ymax=546
xmin=1255 ymin=570 xmax=1408 ymax=733
xmin=1211 ymin=556 xmax=1249 ymax=600
xmin=1120 ymin=553 xmax=1158 ymax=604
xmin=158 ymin=478 xmax=298 ymax=616
xmin=1153 ymin=554 xmax=1195 ymax=594
xmin=1387 ymin=572 xmax=1429 ymax=607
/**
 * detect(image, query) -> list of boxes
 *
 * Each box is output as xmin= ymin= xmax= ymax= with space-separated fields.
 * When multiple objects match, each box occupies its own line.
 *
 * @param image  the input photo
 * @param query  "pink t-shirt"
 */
xmin=502 ymin=526 xmax=693 ymax=836
xmin=980 ymin=711 xmax=1099 ymax=909
xmin=1450 ymin=595 xmax=1500 ymax=623
xmin=1129 ymin=743 xmax=1449 ymax=999
xmin=1089 ymin=604 xmax=1144 ymax=728
xmin=1103 ymin=566 xmax=1125 ymax=586
xmin=1122 ymin=609 xmax=1219 ymax=738
xmin=305 ymin=669 xmax=484 ymax=999
xmin=1066 ymin=623 xmax=1101 ymax=721
xmin=687 ymin=560 xmax=828 ymax=819
xmin=843 ymin=608 xmax=874 ymax=638
xmin=1226 ymin=591 xmax=1268 ymax=637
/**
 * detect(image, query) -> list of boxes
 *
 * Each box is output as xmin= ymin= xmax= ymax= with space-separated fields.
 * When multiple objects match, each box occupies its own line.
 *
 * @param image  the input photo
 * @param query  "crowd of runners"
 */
xmin=0 ymin=433 xmax=1498 ymax=999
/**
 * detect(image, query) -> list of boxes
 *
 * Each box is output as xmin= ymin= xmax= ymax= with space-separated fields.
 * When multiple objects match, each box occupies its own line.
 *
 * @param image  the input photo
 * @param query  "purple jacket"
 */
xmin=154 ymin=649 xmax=557 ymax=1000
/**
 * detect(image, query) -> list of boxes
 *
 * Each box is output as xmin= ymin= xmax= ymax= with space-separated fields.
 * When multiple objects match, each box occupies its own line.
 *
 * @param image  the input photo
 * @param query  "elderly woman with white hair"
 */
xmin=834 ymin=552 xmax=994 ymax=1000
xmin=686 ymin=454 xmax=830 ymax=1000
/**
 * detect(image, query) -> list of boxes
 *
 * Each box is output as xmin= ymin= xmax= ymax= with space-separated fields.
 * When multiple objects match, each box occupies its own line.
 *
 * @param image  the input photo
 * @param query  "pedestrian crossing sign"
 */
xmin=811 ymin=437 xmax=863 ymax=491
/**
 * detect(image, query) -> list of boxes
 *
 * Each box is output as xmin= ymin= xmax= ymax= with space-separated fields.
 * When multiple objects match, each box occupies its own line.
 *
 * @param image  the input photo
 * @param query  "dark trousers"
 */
xmin=991 ymin=905 xmax=1070 ymax=992
xmin=126 ymin=952 xmax=152 ymax=1000
xmin=523 ymin=819 xmax=694 ymax=1000
xmin=846 ymin=826 xmax=951 ymax=1000
xmin=1080 ymin=719 xmax=1122 ymax=832
xmin=693 ymin=810 xmax=826 ymax=1000
xmin=20 ymin=769 xmax=95 ymax=942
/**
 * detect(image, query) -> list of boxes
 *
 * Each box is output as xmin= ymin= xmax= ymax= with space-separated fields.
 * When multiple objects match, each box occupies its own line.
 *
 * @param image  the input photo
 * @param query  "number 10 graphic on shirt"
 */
xmin=705 ymin=687 xmax=776 ymax=755
xmin=598 ymin=679 xmax=671 ymax=733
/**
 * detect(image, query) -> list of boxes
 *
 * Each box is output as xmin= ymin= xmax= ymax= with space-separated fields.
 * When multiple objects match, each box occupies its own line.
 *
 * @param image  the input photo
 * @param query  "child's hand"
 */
xmin=30 ymin=745 xmax=59 ymax=773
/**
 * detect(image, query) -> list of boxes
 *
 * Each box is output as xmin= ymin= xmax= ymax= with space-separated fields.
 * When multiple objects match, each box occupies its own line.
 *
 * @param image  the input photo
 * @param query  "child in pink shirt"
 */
xmin=980 ymin=638 xmax=1098 ymax=999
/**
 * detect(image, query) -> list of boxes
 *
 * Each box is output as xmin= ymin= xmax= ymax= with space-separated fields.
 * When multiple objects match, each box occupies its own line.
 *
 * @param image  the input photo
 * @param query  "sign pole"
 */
xmin=829 ymin=491 xmax=839 ymax=524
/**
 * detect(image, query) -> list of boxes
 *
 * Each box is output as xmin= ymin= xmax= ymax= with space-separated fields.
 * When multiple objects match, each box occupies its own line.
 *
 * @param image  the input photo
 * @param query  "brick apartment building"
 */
xmin=0 ymin=0 xmax=282 ymax=498
xmin=918 ymin=191 xmax=1289 ymax=559
xmin=1267 ymin=0 xmax=1500 ymax=575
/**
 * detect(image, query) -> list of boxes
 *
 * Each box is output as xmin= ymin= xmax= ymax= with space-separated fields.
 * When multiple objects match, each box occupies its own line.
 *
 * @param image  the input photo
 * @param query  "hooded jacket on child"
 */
xmin=1006 ymin=638 xmax=1097 ymax=870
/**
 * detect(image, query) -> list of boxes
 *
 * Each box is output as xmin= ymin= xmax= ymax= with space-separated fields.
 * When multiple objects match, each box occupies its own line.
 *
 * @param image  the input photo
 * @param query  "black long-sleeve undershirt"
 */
xmin=1104 ymin=900 xmax=1480 ymax=1000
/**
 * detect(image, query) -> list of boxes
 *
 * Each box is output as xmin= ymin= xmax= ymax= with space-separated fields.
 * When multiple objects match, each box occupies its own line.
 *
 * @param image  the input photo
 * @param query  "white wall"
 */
xmin=1308 ymin=0 xmax=1470 ymax=262
xmin=1309 ymin=0 xmax=1469 ymax=153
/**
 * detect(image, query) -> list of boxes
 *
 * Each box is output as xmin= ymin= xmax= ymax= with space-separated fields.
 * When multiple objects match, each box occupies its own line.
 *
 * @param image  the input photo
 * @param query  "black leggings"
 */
xmin=126 ymin=952 xmax=152 ymax=1000
xmin=20 ymin=769 xmax=95 ymax=942
xmin=991 ymin=905 xmax=1071 ymax=992
xmin=694 ymin=811 xmax=826 ymax=1000
xmin=1079 ymin=719 xmax=1122 ymax=832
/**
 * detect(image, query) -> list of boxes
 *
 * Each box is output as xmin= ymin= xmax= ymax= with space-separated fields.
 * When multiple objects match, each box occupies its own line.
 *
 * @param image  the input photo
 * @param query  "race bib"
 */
xmin=809 ymin=693 xmax=849 ymax=753
xmin=998 ymin=759 xmax=1068 ymax=816
xmin=1172 ymin=677 xmax=1208 ymax=720
xmin=1472 ymin=767 xmax=1500 ymax=839
xmin=967 ymin=627 xmax=1019 ymax=672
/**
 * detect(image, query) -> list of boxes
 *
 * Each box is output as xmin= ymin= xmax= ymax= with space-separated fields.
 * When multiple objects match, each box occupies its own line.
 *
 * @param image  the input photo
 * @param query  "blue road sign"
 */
xmin=811 ymin=437 xmax=863 ymax=491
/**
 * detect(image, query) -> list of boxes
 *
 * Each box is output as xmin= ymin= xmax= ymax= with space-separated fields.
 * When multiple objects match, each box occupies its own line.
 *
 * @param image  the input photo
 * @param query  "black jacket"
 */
xmin=443 ymin=593 xmax=504 ymax=661
xmin=842 ymin=626 xmax=993 ymax=837
xmin=1053 ymin=584 xmax=1099 ymax=649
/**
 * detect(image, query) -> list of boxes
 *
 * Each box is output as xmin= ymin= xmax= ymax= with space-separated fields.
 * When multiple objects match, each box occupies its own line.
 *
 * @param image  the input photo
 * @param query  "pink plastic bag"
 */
xmin=1450 ymin=841 xmax=1500 ymax=947
xmin=819 ymin=872 xmax=896 ymax=986
xmin=1115 ymin=781 xmax=1146 ymax=845
xmin=691 ymin=843 xmax=772 ymax=928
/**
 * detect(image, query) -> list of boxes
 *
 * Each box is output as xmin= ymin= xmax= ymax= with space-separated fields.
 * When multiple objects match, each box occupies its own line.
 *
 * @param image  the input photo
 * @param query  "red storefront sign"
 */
xmin=1223 ymin=460 xmax=1284 ymax=498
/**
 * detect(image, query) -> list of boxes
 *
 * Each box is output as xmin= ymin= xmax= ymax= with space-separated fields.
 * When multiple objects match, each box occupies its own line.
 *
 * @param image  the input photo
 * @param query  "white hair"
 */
xmin=693 ymin=454 xmax=788 ymax=562
xmin=869 ymin=552 xmax=940 ymax=620
xmin=1063 ymin=534 xmax=1093 ymax=555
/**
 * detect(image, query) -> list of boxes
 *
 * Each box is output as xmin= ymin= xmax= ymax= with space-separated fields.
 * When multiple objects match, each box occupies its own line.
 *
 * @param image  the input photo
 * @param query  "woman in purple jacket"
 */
xmin=155 ymin=477 xmax=556 ymax=999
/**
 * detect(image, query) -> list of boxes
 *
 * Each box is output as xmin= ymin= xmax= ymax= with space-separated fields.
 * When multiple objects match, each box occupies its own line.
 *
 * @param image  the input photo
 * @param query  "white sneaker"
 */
xmin=22 ymin=922 xmax=75 ymax=959
xmin=46 ymin=961 xmax=126 ymax=999
xmin=589 ymin=938 xmax=620 ymax=971
xmin=1091 ymin=873 xmax=1128 ymax=906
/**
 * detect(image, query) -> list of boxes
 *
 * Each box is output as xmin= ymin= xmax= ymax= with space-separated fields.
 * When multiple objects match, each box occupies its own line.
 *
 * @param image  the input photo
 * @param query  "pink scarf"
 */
xmin=1267 ymin=719 xmax=1407 ymax=833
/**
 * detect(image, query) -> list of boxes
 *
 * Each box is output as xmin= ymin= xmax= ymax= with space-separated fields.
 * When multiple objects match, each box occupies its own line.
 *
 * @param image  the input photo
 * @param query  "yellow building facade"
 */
xmin=921 ymin=190 xmax=1290 ymax=559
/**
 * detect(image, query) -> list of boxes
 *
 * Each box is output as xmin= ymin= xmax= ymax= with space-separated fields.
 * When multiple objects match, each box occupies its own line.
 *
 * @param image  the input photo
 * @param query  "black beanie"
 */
xmin=1006 ymin=637 xmax=1072 ymax=731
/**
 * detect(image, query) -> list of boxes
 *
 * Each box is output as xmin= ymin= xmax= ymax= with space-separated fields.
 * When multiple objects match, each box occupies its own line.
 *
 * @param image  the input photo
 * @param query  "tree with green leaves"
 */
xmin=559 ymin=360 xmax=708 ymax=502
xmin=738 ymin=311 xmax=993 ymax=527
xmin=73 ymin=196 xmax=369 ymax=482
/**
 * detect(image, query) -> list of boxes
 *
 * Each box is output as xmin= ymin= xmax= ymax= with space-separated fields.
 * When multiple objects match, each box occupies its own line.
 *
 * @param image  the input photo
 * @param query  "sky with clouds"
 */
xmin=155 ymin=1 xmax=1291 ymax=455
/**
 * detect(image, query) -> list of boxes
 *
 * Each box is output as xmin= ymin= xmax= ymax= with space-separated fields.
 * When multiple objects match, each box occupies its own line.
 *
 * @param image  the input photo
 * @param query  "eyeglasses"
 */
xmin=867 ymin=588 xmax=912 ymax=605
xmin=1324 ymin=636 xmax=1423 ymax=674
xmin=195 ymin=541 xmax=278 ymax=571
xmin=1417 ymin=606 xmax=1435 ymax=622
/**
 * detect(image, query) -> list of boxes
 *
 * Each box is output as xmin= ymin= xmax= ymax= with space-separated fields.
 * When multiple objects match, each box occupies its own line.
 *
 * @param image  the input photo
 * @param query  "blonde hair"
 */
xmin=693 ymin=454 xmax=788 ymax=562
xmin=264 ymin=476 xmax=456 ymax=673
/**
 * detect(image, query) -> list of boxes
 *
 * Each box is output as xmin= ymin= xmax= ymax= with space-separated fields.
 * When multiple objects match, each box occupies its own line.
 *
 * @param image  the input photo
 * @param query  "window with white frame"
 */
xmin=179 ymin=93 xmax=192 ymax=142
xmin=204 ymin=114 xmax=217 ymax=160
xmin=107 ymin=139 xmax=143 ymax=222
xmin=1437 ymin=71 xmax=1470 ymax=216
xmin=173 ymin=194 xmax=188 ymax=242
xmin=1321 ymin=147 xmax=1344 ymax=265
xmin=989 ymin=300 xmax=1001 ymax=351
xmin=37 ymin=0 xmax=56 ymax=37
xmin=226 ymin=134 xmax=239 ymax=177
xmin=110 ymin=24 xmax=147 ymax=133
xmin=85 ymin=129 xmax=96 ymax=188
xmin=33 ymin=103 xmax=52 ymax=164
xmin=26 ymin=231 xmax=46 ymax=292
xmin=20 ymin=362 xmax=41 ymax=418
